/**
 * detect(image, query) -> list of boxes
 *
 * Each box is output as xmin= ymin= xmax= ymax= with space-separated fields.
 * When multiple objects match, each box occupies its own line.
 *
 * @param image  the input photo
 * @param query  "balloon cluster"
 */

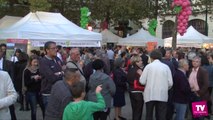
xmin=80 ymin=7 xmax=90 ymax=29
xmin=148 ymin=19 xmax=158 ymax=36
xmin=172 ymin=0 xmax=192 ymax=36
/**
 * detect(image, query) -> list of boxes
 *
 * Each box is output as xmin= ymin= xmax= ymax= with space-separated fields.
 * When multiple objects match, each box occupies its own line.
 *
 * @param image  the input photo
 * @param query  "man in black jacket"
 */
xmin=39 ymin=41 xmax=64 ymax=113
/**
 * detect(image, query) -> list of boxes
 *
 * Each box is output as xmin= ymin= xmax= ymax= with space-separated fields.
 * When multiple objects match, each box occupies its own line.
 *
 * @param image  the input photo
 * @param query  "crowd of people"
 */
xmin=0 ymin=41 xmax=213 ymax=120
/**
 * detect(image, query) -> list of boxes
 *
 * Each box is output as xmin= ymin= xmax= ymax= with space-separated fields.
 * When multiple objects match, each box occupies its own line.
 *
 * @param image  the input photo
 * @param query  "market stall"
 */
xmin=0 ymin=11 xmax=102 ymax=47
xmin=164 ymin=26 xmax=213 ymax=48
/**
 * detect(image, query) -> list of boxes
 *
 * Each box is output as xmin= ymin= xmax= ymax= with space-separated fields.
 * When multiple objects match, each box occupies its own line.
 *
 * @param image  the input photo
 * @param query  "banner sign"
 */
xmin=147 ymin=42 xmax=157 ymax=52
xmin=31 ymin=40 xmax=101 ymax=47
xmin=7 ymin=39 xmax=28 ymax=44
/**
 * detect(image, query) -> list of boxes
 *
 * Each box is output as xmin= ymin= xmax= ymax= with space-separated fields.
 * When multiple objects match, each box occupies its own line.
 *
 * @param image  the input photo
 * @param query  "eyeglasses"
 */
xmin=49 ymin=47 xmax=57 ymax=50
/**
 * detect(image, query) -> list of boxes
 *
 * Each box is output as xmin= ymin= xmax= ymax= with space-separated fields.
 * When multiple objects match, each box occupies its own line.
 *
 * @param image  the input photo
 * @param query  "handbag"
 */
xmin=133 ymin=80 xmax=145 ymax=91
xmin=191 ymin=100 xmax=208 ymax=118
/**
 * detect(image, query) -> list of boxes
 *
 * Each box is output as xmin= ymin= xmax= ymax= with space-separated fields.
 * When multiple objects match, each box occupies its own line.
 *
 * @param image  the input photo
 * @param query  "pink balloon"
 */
xmin=182 ymin=19 xmax=187 ymax=23
xmin=177 ymin=25 xmax=181 ymax=30
xmin=182 ymin=2 xmax=188 ymax=7
xmin=174 ymin=1 xmax=181 ymax=6
xmin=179 ymin=22 xmax=184 ymax=27
xmin=183 ymin=23 xmax=188 ymax=27
xmin=187 ymin=10 xmax=192 ymax=15
xmin=184 ymin=23 xmax=188 ymax=27
xmin=182 ymin=11 xmax=187 ymax=16
xmin=179 ymin=0 xmax=184 ymax=5
xmin=187 ymin=6 xmax=192 ymax=11
xmin=180 ymin=33 xmax=184 ymax=36
xmin=178 ymin=19 xmax=182 ymax=23
xmin=178 ymin=29 xmax=183 ymax=33
xmin=181 ymin=26 xmax=186 ymax=30
xmin=186 ymin=1 xmax=190 ymax=6
xmin=179 ymin=15 xmax=184 ymax=20
xmin=184 ymin=15 xmax=189 ymax=19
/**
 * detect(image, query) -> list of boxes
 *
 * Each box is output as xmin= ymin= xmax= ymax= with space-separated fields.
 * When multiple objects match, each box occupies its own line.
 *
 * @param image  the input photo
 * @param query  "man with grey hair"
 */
xmin=66 ymin=48 xmax=86 ymax=86
xmin=173 ymin=59 xmax=191 ymax=120
xmin=188 ymin=56 xmax=210 ymax=120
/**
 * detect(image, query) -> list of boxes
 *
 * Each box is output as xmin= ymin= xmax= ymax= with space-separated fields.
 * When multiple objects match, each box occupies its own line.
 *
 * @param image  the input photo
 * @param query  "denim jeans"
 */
xmin=27 ymin=92 xmax=45 ymax=120
xmin=42 ymin=95 xmax=50 ymax=110
xmin=174 ymin=102 xmax=187 ymax=120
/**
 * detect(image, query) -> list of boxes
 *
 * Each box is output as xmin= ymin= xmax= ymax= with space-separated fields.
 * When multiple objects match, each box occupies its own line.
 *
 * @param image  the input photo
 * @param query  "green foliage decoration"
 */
xmin=80 ymin=7 xmax=89 ymax=29
xmin=148 ymin=19 xmax=158 ymax=36
xmin=174 ymin=6 xmax=182 ymax=14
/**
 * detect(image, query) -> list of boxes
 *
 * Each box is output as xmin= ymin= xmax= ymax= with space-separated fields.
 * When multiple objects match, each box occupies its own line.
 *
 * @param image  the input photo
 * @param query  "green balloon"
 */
xmin=148 ymin=28 xmax=156 ymax=36
xmin=80 ymin=7 xmax=90 ymax=28
xmin=148 ymin=19 xmax=158 ymax=28
xmin=174 ymin=6 xmax=182 ymax=14
xmin=148 ymin=19 xmax=157 ymax=36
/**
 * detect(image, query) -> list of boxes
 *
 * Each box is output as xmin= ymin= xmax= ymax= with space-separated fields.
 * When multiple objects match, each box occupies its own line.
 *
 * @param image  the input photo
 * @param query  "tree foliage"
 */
xmin=88 ymin=0 xmax=154 ymax=26
xmin=0 ymin=0 xmax=212 ymax=26
xmin=28 ymin=0 xmax=51 ymax=12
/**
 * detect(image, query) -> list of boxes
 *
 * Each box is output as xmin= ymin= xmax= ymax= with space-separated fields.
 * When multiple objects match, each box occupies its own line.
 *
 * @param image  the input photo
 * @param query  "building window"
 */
xmin=162 ymin=20 xmax=175 ymax=39
xmin=188 ymin=19 xmax=206 ymax=35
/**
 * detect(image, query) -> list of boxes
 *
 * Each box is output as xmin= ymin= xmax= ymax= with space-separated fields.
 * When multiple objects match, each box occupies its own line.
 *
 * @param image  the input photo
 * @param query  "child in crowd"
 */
xmin=63 ymin=82 xmax=106 ymax=120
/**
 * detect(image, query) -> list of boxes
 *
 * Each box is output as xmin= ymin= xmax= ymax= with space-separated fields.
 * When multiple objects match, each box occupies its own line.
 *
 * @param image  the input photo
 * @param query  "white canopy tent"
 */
xmin=0 ymin=11 xmax=102 ymax=47
xmin=117 ymin=28 xmax=164 ymax=46
xmin=101 ymin=29 xmax=121 ymax=44
xmin=0 ymin=16 xmax=22 ymax=29
xmin=164 ymin=26 xmax=213 ymax=48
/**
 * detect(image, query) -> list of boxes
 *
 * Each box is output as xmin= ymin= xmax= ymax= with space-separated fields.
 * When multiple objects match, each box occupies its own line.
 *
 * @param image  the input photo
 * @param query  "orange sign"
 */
xmin=147 ymin=42 xmax=157 ymax=52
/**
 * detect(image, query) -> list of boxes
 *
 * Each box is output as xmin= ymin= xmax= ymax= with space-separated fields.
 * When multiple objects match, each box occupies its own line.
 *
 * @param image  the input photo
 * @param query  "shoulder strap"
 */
xmin=67 ymin=61 xmax=85 ymax=76
xmin=22 ymin=68 xmax=27 ymax=88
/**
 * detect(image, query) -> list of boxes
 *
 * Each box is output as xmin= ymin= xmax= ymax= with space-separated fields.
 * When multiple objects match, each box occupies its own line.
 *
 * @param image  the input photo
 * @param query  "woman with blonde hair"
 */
xmin=127 ymin=54 xmax=144 ymax=120
xmin=23 ymin=55 xmax=45 ymax=120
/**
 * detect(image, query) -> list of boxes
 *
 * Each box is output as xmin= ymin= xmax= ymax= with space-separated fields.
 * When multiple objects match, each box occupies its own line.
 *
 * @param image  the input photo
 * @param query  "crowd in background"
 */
xmin=0 ymin=41 xmax=213 ymax=120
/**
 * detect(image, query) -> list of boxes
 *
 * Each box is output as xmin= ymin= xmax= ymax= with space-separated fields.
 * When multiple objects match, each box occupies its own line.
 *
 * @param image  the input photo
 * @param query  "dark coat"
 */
xmin=14 ymin=60 xmax=27 ymax=92
xmin=113 ymin=68 xmax=127 ymax=93
xmin=127 ymin=65 xmax=141 ymax=91
xmin=189 ymin=67 xmax=210 ymax=101
xmin=39 ymin=56 xmax=63 ymax=94
xmin=2 ymin=59 xmax=14 ymax=81
xmin=173 ymin=69 xmax=191 ymax=104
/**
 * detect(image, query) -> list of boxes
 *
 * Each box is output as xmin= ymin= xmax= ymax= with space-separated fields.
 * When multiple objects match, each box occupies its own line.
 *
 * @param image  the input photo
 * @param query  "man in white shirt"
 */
xmin=106 ymin=46 xmax=114 ymax=71
xmin=139 ymin=50 xmax=173 ymax=120
xmin=0 ymin=71 xmax=18 ymax=120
